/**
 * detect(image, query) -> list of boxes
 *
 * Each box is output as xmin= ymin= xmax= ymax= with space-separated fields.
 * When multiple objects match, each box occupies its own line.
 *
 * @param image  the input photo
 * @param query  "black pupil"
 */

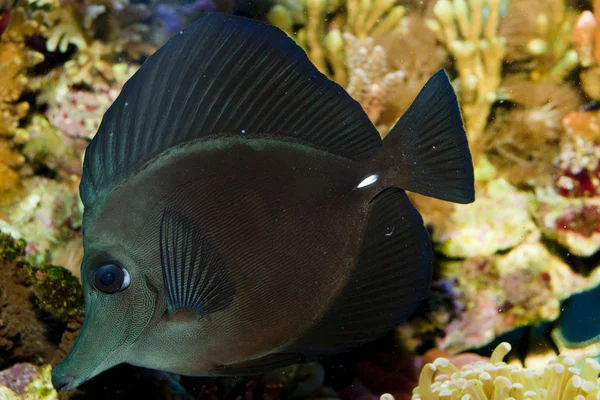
xmin=94 ymin=264 xmax=123 ymax=293
xmin=99 ymin=271 xmax=116 ymax=286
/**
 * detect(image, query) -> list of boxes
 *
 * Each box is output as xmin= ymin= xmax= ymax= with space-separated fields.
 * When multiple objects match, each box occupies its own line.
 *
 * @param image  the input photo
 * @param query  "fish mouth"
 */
xmin=52 ymin=343 xmax=122 ymax=391
xmin=51 ymin=373 xmax=84 ymax=392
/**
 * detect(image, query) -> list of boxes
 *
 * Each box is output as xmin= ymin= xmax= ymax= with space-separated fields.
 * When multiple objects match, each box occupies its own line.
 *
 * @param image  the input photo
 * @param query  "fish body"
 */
xmin=52 ymin=12 xmax=474 ymax=390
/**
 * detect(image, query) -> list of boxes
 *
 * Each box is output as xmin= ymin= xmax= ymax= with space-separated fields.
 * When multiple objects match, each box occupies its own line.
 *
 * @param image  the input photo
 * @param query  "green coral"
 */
xmin=25 ymin=365 xmax=58 ymax=400
xmin=0 ymin=231 xmax=26 ymax=262
xmin=18 ymin=262 xmax=83 ymax=321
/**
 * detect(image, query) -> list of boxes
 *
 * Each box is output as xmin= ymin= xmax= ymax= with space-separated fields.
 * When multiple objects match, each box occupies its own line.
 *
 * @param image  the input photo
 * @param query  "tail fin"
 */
xmin=381 ymin=70 xmax=475 ymax=204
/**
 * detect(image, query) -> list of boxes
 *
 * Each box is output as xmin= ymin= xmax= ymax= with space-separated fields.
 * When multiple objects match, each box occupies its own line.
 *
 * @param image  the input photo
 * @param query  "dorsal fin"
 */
xmin=80 ymin=13 xmax=382 ymax=208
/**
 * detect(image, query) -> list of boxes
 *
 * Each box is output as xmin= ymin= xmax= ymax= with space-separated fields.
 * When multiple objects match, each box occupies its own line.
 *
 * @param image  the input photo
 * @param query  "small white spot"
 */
xmin=241 ymin=129 xmax=246 ymax=133
xmin=357 ymin=174 xmax=378 ymax=189
xmin=124 ymin=102 xmax=129 ymax=107
xmin=179 ymin=31 xmax=183 ymax=35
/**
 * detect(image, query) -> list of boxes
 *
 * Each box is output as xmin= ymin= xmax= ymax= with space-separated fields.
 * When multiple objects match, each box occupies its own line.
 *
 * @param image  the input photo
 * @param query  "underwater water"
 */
xmin=1 ymin=0 xmax=600 ymax=399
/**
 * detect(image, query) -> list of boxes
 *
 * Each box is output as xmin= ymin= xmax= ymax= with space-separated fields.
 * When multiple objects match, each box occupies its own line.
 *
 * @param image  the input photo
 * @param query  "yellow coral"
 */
xmin=411 ymin=342 xmax=600 ymax=400
xmin=0 ymin=5 xmax=44 ymax=200
xmin=266 ymin=0 xmax=405 ymax=83
xmin=427 ymin=0 xmax=505 ymax=144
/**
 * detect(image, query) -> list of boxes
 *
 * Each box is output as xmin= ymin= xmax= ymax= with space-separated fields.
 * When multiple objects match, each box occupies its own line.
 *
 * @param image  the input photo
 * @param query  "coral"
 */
xmin=17 ymin=262 xmax=83 ymax=322
xmin=0 ymin=6 xmax=45 ymax=199
xmin=431 ymin=179 xmax=535 ymax=258
xmin=534 ymin=188 xmax=600 ymax=257
xmin=0 ymin=232 xmax=60 ymax=367
xmin=0 ymin=363 xmax=39 ymax=394
xmin=410 ymin=342 xmax=600 ymax=400
xmin=0 ymin=176 xmax=82 ymax=267
xmin=21 ymin=114 xmax=84 ymax=179
xmin=38 ymin=0 xmax=154 ymax=89
xmin=398 ymin=233 xmax=590 ymax=353
xmin=499 ymin=0 xmax=579 ymax=82
xmin=428 ymin=0 xmax=505 ymax=143
xmin=343 ymin=32 xmax=405 ymax=132
xmin=267 ymin=0 xmax=406 ymax=82
xmin=267 ymin=0 xmax=446 ymax=136
xmin=24 ymin=365 xmax=57 ymax=400
xmin=376 ymin=15 xmax=447 ymax=124
xmin=484 ymin=76 xmax=581 ymax=187
xmin=556 ymin=109 xmax=600 ymax=198
xmin=0 ymin=231 xmax=25 ymax=263
xmin=43 ymin=62 xmax=137 ymax=140
xmin=572 ymin=0 xmax=600 ymax=99
xmin=0 ymin=364 xmax=57 ymax=400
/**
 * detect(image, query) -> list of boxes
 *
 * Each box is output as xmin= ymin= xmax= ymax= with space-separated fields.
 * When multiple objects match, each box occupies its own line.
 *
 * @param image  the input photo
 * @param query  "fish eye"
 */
xmin=93 ymin=264 xmax=130 ymax=294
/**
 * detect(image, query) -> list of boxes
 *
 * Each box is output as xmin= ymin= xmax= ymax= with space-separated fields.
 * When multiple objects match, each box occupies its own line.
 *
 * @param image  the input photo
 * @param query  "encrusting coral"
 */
xmin=0 ymin=363 xmax=57 ymax=400
xmin=430 ymin=178 xmax=535 ymax=258
xmin=410 ymin=342 xmax=600 ymax=400
xmin=398 ymin=232 xmax=594 ymax=354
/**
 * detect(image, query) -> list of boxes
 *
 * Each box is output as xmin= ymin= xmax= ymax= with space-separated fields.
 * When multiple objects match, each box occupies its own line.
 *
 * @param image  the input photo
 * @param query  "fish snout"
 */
xmin=51 ymin=369 xmax=79 ymax=391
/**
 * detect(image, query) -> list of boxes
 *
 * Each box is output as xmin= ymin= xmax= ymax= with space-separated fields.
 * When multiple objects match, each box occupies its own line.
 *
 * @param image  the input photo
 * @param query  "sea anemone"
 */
xmin=410 ymin=342 xmax=600 ymax=399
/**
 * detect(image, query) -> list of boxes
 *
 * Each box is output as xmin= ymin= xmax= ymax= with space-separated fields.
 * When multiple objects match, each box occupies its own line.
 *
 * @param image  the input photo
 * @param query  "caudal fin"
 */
xmin=381 ymin=70 xmax=474 ymax=204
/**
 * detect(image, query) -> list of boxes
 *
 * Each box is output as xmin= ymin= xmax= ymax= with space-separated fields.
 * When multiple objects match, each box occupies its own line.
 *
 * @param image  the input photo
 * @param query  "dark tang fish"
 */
xmin=52 ymin=13 xmax=474 ymax=390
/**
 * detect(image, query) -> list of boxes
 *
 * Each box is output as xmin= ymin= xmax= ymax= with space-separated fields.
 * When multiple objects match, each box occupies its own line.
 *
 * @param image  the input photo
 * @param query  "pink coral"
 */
xmin=46 ymin=81 xmax=120 ymax=139
xmin=0 ymin=363 xmax=39 ymax=394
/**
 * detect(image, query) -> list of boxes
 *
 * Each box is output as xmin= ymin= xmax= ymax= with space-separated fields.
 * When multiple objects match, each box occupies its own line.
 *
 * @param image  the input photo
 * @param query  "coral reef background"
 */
xmin=4 ymin=0 xmax=600 ymax=399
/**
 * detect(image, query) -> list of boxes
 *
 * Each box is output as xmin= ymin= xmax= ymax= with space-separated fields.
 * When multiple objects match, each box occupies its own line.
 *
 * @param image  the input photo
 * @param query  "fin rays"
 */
xmin=160 ymin=207 xmax=235 ymax=314
xmin=80 ymin=13 xmax=381 ymax=208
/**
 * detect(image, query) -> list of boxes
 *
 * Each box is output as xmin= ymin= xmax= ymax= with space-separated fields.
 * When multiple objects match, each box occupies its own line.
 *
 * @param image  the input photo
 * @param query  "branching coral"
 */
xmin=427 ymin=0 xmax=505 ymax=144
xmin=573 ymin=0 xmax=600 ymax=99
xmin=499 ymin=0 xmax=579 ymax=82
xmin=343 ymin=32 xmax=405 ymax=133
xmin=410 ymin=342 xmax=600 ymax=400
xmin=267 ymin=0 xmax=406 ymax=83
xmin=0 ymin=6 xmax=45 ymax=200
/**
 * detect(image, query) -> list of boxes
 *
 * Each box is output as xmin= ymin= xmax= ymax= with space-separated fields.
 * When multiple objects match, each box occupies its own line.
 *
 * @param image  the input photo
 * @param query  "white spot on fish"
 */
xmin=357 ymin=174 xmax=379 ymax=189
xmin=241 ymin=129 xmax=246 ymax=134
xmin=124 ymin=102 xmax=129 ymax=107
